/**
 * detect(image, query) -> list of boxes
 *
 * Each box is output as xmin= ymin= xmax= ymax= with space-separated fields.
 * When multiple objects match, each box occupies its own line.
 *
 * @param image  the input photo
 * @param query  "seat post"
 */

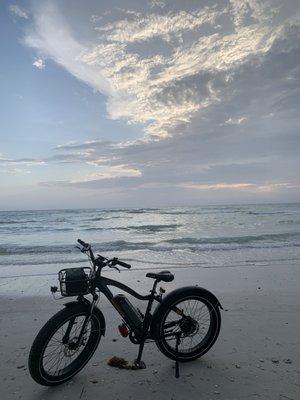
xmin=144 ymin=279 xmax=157 ymax=319
xmin=151 ymin=279 xmax=158 ymax=295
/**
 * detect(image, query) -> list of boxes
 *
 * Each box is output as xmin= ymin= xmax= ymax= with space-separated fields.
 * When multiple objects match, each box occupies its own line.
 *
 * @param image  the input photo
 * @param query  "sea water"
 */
xmin=0 ymin=204 xmax=299 ymax=283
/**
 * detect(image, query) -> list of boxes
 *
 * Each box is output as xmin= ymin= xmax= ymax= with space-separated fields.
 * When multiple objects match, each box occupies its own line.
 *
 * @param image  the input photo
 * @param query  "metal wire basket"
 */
xmin=58 ymin=267 xmax=91 ymax=297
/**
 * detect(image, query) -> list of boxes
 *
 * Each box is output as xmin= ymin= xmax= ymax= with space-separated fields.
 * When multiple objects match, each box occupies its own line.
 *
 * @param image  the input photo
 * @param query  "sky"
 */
xmin=0 ymin=0 xmax=299 ymax=210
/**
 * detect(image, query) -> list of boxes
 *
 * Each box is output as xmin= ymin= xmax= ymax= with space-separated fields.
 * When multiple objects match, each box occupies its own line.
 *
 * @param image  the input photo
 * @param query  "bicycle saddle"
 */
xmin=146 ymin=270 xmax=174 ymax=282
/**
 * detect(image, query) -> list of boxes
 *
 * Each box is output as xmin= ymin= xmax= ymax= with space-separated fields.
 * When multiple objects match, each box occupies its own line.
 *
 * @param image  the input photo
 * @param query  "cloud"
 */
xmin=95 ymin=7 xmax=224 ymax=43
xmin=54 ymin=139 xmax=114 ymax=151
xmin=32 ymin=58 xmax=45 ymax=69
xmin=9 ymin=4 xmax=29 ymax=19
xmin=229 ymin=0 xmax=278 ymax=28
xmin=24 ymin=3 xmax=111 ymax=94
xmin=223 ymin=116 xmax=247 ymax=125
xmin=150 ymin=0 xmax=166 ymax=9
xmin=72 ymin=164 xmax=142 ymax=182
xmin=179 ymin=182 xmax=300 ymax=192
xmin=16 ymin=1 xmax=300 ymax=204
xmin=0 ymin=157 xmax=44 ymax=166
xmin=24 ymin=0 xmax=300 ymax=144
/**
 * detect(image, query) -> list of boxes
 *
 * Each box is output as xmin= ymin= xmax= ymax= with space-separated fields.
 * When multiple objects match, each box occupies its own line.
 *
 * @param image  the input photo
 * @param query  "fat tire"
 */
xmin=154 ymin=288 xmax=221 ymax=362
xmin=28 ymin=304 xmax=102 ymax=386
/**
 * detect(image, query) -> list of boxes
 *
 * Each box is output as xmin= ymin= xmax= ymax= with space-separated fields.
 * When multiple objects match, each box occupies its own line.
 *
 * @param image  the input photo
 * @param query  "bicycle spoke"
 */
xmin=162 ymin=297 xmax=213 ymax=353
xmin=41 ymin=314 xmax=94 ymax=377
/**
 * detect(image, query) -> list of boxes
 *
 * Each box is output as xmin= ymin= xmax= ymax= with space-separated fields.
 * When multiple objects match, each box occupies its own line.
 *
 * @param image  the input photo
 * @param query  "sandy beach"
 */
xmin=0 ymin=263 xmax=299 ymax=400
xmin=1 ymin=0 xmax=300 ymax=396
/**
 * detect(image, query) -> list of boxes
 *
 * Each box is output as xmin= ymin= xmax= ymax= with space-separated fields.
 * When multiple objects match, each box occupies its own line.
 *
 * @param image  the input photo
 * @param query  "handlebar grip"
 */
xmin=77 ymin=239 xmax=89 ymax=247
xmin=116 ymin=260 xmax=131 ymax=269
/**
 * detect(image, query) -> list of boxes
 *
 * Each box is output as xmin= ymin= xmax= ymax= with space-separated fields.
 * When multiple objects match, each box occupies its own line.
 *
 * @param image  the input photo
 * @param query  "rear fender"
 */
xmin=64 ymin=301 xmax=106 ymax=336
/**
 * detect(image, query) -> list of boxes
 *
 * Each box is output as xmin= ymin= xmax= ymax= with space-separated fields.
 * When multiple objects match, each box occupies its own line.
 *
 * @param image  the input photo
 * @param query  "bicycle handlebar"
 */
xmin=115 ymin=259 xmax=131 ymax=269
xmin=77 ymin=239 xmax=131 ymax=269
xmin=77 ymin=238 xmax=89 ymax=248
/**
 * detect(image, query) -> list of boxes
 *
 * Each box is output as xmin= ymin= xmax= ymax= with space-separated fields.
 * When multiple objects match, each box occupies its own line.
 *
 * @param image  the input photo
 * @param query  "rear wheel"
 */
xmin=154 ymin=289 xmax=221 ymax=361
xmin=28 ymin=304 xmax=103 ymax=386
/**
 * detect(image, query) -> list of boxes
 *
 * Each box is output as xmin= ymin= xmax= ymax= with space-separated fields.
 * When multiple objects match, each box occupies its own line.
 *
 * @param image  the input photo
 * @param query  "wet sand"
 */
xmin=0 ymin=263 xmax=300 ymax=400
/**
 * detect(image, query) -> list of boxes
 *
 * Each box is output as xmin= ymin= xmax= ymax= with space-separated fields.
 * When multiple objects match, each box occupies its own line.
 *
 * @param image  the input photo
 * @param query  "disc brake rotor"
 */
xmin=179 ymin=317 xmax=199 ymax=336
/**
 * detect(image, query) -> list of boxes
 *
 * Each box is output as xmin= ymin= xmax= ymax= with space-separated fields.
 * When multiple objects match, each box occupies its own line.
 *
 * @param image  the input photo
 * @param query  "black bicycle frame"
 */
xmin=97 ymin=276 xmax=153 ymax=301
xmin=95 ymin=276 xmax=161 ymax=338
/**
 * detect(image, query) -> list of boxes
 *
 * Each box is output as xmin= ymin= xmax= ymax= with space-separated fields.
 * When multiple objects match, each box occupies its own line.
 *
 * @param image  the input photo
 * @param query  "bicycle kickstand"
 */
xmin=133 ymin=341 xmax=146 ymax=369
xmin=175 ymin=332 xmax=181 ymax=378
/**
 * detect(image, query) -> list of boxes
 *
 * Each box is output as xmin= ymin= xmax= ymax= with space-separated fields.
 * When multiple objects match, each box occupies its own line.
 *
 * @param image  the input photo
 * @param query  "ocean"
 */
xmin=0 ymin=203 xmax=300 ymax=285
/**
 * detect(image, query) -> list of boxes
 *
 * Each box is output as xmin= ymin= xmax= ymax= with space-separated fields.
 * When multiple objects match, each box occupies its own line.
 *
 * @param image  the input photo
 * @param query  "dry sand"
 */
xmin=0 ymin=263 xmax=300 ymax=400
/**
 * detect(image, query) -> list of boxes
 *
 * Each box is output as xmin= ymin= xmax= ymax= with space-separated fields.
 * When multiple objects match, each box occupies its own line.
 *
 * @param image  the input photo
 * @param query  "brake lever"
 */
xmin=75 ymin=245 xmax=87 ymax=253
xmin=111 ymin=265 xmax=120 ymax=273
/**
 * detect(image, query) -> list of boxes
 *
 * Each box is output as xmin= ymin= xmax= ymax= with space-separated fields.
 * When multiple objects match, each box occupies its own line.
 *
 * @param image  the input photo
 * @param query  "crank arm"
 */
xmin=163 ymin=331 xmax=181 ymax=338
xmin=163 ymin=319 xmax=182 ymax=329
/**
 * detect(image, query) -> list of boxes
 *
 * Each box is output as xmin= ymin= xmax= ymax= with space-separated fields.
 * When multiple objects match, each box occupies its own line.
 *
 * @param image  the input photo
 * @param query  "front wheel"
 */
xmin=28 ymin=303 xmax=103 ymax=386
xmin=154 ymin=288 xmax=221 ymax=362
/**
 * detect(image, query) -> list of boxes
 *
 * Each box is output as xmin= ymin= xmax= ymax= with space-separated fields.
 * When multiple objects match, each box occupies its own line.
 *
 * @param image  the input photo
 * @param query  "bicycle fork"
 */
xmin=62 ymin=294 xmax=99 ymax=347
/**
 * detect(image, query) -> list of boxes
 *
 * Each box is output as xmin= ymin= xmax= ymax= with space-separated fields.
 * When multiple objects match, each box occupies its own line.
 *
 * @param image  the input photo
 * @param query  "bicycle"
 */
xmin=28 ymin=239 xmax=222 ymax=386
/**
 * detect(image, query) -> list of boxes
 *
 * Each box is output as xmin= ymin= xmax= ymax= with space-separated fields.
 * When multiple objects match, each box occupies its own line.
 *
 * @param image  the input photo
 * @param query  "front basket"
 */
xmin=58 ymin=267 xmax=91 ymax=297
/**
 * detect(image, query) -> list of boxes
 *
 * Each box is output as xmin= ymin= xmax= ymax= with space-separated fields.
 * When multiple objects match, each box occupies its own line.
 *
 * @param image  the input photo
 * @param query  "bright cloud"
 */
xmin=95 ymin=7 xmax=224 ymax=43
xmin=179 ymin=182 xmax=300 ymax=192
xmin=72 ymin=165 xmax=142 ymax=182
xmin=24 ymin=3 xmax=111 ymax=95
xmin=24 ymin=0 xmax=299 ymax=144
xmin=32 ymin=58 xmax=45 ymax=70
xmin=224 ymin=116 xmax=247 ymax=125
